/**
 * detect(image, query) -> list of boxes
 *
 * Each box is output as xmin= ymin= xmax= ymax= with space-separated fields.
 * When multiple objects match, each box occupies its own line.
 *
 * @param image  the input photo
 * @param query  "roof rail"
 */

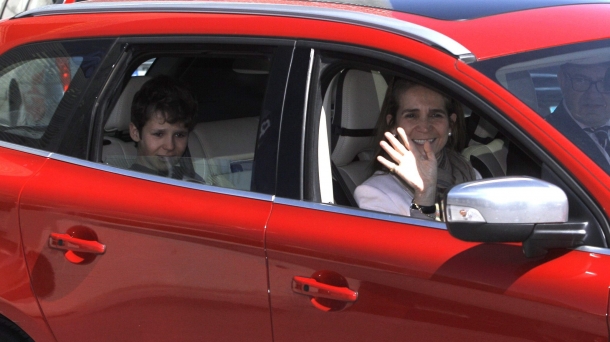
xmin=16 ymin=1 xmax=476 ymax=63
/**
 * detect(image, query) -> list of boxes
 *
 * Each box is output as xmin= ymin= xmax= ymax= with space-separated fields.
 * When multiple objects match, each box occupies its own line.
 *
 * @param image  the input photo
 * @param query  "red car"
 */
xmin=1 ymin=0 xmax=610 ymax=341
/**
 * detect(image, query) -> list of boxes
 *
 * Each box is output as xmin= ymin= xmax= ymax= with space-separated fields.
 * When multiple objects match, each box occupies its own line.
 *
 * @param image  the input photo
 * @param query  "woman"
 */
xmin=354 ymin=78 xmax=479 ymax=220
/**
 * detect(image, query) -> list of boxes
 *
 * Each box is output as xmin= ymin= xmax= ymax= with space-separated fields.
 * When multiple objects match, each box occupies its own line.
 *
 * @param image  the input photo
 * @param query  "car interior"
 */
xmin=101 ymin=49 xmax=271 ymax=191
xmin=88 ymin=42 xmax=610 ymax=252
xmin=318 ymin=65 xmax=610 ymax=257
xmin=100 ymin=50 xmax=546 ymax=203
xmin=317 ymin=66 xmax=541 ymax=208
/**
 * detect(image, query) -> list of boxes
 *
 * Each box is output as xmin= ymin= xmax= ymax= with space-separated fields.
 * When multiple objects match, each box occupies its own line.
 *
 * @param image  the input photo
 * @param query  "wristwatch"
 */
xmin=410 ymin=201 xmax=436 ymax=214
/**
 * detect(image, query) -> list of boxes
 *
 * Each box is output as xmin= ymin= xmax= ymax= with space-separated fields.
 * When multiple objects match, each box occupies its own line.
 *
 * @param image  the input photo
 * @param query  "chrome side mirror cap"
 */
xmin=445 ymin=177 xmax=585 ymax=257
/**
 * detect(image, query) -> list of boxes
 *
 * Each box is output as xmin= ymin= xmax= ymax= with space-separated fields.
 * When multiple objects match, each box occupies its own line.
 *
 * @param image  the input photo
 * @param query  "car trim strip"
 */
xmin=574 ymin=245 xmax=610 ymax=256
xmin=300 ymin=48 xmax=315 ymax=197
xmin=15 ymin=1 xmax=476 ymax=63
xmin=273 ymin=196 xmax=448 ymax=230
xmin=0 ymin=141 xmax=273 ymax=202
xmin=49 ymin=153 xmax=275 ymax=201
xmin=0 ymin=140 xmax=53 ymax=158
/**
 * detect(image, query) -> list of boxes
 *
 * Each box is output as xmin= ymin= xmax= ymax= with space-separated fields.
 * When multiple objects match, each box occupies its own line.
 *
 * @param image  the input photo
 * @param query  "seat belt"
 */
xmin=331 ymin=161 xmax=358 ymax=207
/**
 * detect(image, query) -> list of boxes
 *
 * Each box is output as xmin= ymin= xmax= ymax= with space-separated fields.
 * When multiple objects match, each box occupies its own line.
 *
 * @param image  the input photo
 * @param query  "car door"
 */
xmin=0 ymin=38 xmax=119 ymax=341
xmin=266 ymin=43 xmax=610 ymax=341
xmin=17 ymin=39 xmax=294 ymax=341
xmin=0 ymin=146 xmax=49 ymax=341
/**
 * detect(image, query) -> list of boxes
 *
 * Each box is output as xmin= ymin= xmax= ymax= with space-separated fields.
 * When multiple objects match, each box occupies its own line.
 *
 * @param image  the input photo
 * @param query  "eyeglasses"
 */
xmin=567 ymin=74 xmax=610 ymax=93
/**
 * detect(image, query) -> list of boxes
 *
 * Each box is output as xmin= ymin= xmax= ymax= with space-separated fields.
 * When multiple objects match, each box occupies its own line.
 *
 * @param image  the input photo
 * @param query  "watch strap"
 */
xmin=410 ymin=202 xmax=436 ymax=214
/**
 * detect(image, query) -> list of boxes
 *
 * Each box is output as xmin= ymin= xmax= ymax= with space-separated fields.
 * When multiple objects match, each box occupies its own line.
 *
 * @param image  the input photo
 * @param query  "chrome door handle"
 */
xmin=292 ymin=276 xmax=357 ymax=302
xmin=49 ymin=233 xmax=106 ymax=254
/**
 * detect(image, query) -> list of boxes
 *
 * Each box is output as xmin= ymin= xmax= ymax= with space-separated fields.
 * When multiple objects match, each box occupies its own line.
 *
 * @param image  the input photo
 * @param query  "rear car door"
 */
xmin=266 ymin=39 xmax=610 ymax=341
xmin=15 ymin=38 xmax=293 ymax=341
xmin=0 ymin=39 xmax=111 ymax=342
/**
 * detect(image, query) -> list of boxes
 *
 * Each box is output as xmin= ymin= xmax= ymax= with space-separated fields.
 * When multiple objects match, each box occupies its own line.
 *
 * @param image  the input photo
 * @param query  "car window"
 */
xmin=0 ymin=39 xmax=112 ymax=150
xmin=303 ymin=49 xmax=543 ymax=220
xmin=473 ymin=39 xmax=610 ymax=175
xmin=297 ymin=46 xmax=605 ymax=248
xmin=100 ymin=43 xmax=285 ymax=193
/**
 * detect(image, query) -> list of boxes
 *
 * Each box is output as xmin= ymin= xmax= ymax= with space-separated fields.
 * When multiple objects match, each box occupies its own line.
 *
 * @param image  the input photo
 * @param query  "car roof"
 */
xmin=14 ymin=0 xmax=610 ymax=61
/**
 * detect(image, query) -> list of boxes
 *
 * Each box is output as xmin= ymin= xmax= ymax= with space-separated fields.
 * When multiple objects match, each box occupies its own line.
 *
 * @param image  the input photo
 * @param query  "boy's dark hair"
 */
xmin=131 ymin=75 xmax=197 ymax=132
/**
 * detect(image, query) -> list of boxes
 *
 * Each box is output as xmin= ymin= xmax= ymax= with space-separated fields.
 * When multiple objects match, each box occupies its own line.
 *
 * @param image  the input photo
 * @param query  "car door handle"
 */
xmin=292 ymin=276 xmax=358 ymax=302
xmin=49 ymin=233 xmax=106 ymax=254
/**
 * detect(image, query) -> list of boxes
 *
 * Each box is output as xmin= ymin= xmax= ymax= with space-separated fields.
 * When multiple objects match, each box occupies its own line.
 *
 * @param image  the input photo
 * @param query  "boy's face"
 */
xmin=129 ymin=112 xmax=189 ymax=172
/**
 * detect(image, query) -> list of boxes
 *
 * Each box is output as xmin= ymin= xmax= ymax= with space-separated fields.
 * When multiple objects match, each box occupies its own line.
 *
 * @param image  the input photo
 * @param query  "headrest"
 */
xmin=189 ymin=117 xmax=259 ymax=160
xmin=465 ymin=113 xmax=500 ymax=146
xmin=331 ymin=70 xmax=386 ymax=166
xmin=105 ymin=76 xmax=151 ymax=132
xmin=462 ymin=138 xmax=507 ymax=178
xmin=505 ymin=71 xmax=538 ymax=112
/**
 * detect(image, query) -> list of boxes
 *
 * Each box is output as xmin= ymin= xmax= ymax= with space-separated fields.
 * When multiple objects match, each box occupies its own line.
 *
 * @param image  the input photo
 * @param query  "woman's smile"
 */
xmin=412 ymin=138 xmax=436 ymax=145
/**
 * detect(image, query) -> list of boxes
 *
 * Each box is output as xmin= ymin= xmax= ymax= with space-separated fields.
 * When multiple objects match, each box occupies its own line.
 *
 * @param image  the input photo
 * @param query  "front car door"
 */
xmin=266 ymin=32 xmax=610 ymax=341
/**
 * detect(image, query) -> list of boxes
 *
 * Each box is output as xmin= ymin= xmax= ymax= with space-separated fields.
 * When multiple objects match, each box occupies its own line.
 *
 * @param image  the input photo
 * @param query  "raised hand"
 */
xmin=376 ymin=127 xmax=437 ymax=205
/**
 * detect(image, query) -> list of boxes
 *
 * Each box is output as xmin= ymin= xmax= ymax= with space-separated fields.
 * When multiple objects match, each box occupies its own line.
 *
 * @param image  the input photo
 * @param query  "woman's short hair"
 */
xmin=131 ymin=75 xmax=198 ymax=132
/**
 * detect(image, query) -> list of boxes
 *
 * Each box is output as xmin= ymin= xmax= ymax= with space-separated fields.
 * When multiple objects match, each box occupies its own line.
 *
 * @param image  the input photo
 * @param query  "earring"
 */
xmin=448 ymin=132 xmax=452 ymax=136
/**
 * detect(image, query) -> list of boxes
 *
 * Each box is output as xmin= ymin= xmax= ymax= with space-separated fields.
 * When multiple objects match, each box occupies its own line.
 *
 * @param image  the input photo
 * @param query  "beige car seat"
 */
xmin=188 ymin=117 xmax=259 ymax=190
xmin=329 ymin=69 xmax=387 ymax=204
xmin=462 ymin=116 xmax=508 ymax=178
xmin=102 ymin=76 xmax=150 ymax=168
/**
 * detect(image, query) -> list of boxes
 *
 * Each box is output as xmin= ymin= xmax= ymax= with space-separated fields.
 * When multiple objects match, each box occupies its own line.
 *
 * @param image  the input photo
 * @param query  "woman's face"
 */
xmin=129 ymin=112 xmax=189 ymax=172
xmin=387 ymin=85 xmax=456 ymax=157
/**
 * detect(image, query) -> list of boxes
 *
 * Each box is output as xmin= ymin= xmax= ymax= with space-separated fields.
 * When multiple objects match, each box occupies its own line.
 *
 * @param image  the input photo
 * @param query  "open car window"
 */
xmin=299 ymin=44 xmax=607 ymax=248
xmin=100 ymin=43 xmax=286 ymax=194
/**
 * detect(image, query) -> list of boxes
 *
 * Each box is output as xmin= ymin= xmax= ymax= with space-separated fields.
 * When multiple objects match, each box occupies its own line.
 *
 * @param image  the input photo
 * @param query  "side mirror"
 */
xmin=445 ymin=177 xmax=586 ymax=257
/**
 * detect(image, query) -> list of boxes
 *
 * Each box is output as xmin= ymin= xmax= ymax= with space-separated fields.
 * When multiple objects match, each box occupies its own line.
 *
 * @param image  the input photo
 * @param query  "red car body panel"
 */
xmin=0 ymin=11 xmax=439 ymax=57
xmin=73 ymin=0 xmax=610 ymax=62
xmin=0 ymin=148 xmax=55 ymax=342
xmin=19 ymin=159 xmax=273 ymax=341
xmin=266 ymin=204 xmax=610 ymax=340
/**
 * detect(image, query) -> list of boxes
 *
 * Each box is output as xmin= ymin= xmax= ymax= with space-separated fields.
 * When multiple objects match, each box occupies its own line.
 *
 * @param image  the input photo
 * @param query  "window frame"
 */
xmin=291 ymin=40 xmax=610 ymax=248
xmin=89 ymin=36 xmax=297 ymax=196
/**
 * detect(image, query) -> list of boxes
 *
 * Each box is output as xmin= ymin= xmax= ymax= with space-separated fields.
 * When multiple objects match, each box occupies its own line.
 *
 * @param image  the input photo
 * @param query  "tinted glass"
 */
xmin=0 ymin=40 xmax=112 ymax=150
xmin=473 ymin=39 xmax=610 ymax=175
